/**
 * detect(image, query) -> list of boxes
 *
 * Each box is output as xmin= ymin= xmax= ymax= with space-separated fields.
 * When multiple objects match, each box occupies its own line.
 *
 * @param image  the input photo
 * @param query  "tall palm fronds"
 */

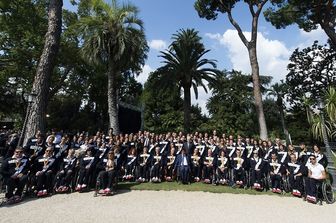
xmin=325 ymin=87 xmax=336 ymax=122
xmin=157 ymin=28 xmax=220 ymax=132
xmin=77 ymin=0 xmax=148 ymax=133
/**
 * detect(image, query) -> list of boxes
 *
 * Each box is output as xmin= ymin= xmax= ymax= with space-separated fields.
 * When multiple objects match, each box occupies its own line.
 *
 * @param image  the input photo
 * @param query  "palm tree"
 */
xmin=325 ymin=86 xmax=336 ymax=123
xmin=78 ymin=0 xmax=148 ymax=134
xmin=324 ymin=86 xmax=336 ymax=139
xmin=267 ymin=81 xmax=289 ymax=143
xmin=158 ymin=29 xmax=219 ymax=132
xmin=302 ymin=91 xmax=334 ymax=141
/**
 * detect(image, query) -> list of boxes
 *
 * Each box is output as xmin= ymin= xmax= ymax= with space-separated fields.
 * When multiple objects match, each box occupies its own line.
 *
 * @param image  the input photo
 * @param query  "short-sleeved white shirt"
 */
xmin=308 ymin=163 xmax=325 ymax=179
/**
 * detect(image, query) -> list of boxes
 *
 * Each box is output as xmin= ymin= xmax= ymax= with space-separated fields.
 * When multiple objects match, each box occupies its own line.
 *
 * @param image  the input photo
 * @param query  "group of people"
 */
xmin=0 ymin=129 xmax=330 ymax=205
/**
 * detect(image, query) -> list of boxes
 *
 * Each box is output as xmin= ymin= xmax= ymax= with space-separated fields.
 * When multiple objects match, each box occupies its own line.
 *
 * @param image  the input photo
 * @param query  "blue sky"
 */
xmin=64 ymin=0 xmax=328 ymax=114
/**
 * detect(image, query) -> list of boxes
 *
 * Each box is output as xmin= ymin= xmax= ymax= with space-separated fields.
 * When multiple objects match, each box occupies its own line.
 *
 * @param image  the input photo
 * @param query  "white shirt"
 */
xmin=309 ymin=163 xmax=325 ymax=179
xmin=182 ymin=156 xmax=188 ymax=166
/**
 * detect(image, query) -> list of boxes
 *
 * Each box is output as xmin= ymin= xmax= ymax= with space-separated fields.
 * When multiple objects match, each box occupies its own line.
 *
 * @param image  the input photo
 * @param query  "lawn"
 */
xmin=117 ymin=182 xmax=336 ymax=199
xmin=117 ymin=181 xmax=280 ymax=196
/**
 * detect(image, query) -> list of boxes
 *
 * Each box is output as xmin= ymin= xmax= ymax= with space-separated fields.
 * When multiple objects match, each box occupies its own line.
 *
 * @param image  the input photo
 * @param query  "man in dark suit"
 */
xmin=1 ymin=147 xmax=29 ymax=202
xmin=183 ymin=135 xmax=195 ymax=156
xmin=175 ymin=148 xmax=191 ymax=184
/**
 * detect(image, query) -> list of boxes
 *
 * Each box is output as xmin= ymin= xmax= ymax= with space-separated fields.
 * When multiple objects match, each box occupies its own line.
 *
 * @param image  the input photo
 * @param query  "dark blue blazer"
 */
xmin=174 ymin=154 xmax=191 ymax=169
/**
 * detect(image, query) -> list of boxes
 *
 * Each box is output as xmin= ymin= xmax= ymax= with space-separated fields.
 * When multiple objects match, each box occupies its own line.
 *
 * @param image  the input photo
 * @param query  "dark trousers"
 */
xmin=78 ymin=168 xmax=93 ymax=185
xmin=270 ymin=174 xmax=282 ymax=189
xmin=98 ymin=170 xmax=116 ymax=190
xmin=306 ymin=178 xmax=322 ymax=198
xmin=303 ymin=176 xmax=308 ymax=195
xmin=126 ymin=164 xmax=135 ymax=176
xmin=203 ymin=166 xmax=214 ymax=179
xmin=137 ymin=165 xmax=149 ymax=179
xmin=166 ymin=165 xmax=175 ymax=178
xmin=150 ymin=164 xmax=161 ymax=178
xmin=192 ymin=165 xmax=201 ymax=179
xmin=55 ymin=170 xmax=74 ymax=188
xmin=288 ymin=175 xmax=303 ymax=192
xmin=36 ymin=171 xmax=54 ymax=191
xmin=233 ymin=168 xmax=244 ymax=182
xmin=5 ymin=175 xmax=28 ymax=198
xmin=251 ymin=170 xmax=262 ymax=184
xmin=217 ymin=168 xmax=229 ymax=181
xmin=178 ymin=165 xmax=189 ymax=184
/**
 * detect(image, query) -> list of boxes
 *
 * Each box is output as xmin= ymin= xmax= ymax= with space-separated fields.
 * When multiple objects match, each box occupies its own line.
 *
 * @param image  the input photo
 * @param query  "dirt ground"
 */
xmin=0 ymin=190 xmax=335 ymax=223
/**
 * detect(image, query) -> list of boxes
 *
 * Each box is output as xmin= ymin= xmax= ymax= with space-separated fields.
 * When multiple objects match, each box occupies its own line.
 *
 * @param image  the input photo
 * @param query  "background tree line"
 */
xmin=0 ymin=0 xmax=335 ymax=145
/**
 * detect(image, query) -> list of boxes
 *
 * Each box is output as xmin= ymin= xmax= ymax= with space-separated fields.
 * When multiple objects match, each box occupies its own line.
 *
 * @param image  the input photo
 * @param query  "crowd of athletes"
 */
xmin=0 ymin=129 xmax=330 ymax=204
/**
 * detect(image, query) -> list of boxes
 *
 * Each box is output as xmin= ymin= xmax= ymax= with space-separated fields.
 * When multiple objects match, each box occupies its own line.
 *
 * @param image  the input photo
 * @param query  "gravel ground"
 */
xmin=0 ymin=190 xmax=335 ymax=223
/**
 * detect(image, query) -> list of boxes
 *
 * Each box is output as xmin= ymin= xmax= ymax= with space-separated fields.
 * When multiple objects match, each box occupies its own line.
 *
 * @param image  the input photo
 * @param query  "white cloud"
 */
xmin=199 ymin=28 xmax=330 ymax=115
xmin=143 ymin=29 xmax=329 ymax=115
xmin=135 ymin=64 xmax=154 ymax=85
xmin=206 ymin=29 xmax=291 ymax=83
xmin=298 ymin=26 xmax=329 ymax=48
xmin=205 ymin=33 xmax=221 ymax=40
xmin=148 ymin=39 xmax=167 ymax=51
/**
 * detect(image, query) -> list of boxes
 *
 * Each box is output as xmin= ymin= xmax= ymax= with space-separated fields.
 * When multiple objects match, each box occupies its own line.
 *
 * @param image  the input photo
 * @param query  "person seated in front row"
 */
xmin=150 ymin=147 xmax=162 ymax=183
xmin=268 ymin=153 xmax=285 ymax=193
xmin=96 ymin=150 xmax=117 ymax=195
xmin=35 ymin=147 xmax=56 ymax=197
xmin=250 ymin=150 xmax=265 ymax=190
xmin=112 ymin=145 xmax=123 ymax=180
xmin=124 ymin=147 xmax=137 ymax=181
xmin=231 ymin=149 xmax=245 ymax=187
xmin=174 ymin=148 xmax=191 ymax=184
xmin=137 ymin=147 xmax=151 ymax=182
xmin=191 ymin=148 xmax=202 ymax=182
xmin=76 ymin=147 xmax=96 ymax=191
xmin=54 ymin=148 xmax=77 ymax=193
xmin=286 ymin=153 xmax=304 ymax=197
xmin=216 ymin=150 xmax=230 ymax=185
xmin=165 ymin=147 xmax=176 ymax=182
xmin=202 ymin=149 xmax=216 ymax=184
xmin=1 ymin=147 xmax=29 ymax=203
xmin=305 ymin=154 xmax=326 ymax=203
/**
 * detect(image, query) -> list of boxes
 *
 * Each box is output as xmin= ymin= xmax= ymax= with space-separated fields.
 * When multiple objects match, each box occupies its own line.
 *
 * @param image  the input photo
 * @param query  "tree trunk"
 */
xmin=278 ymin=99 xmax=289 ymax=143
xmin=23 ymin=0 xmax=63 ymax=145
xmin=107 ymin=63 xmax=120 ymax=135
xmin=227 ymin=2 xmax=268 ymax=140
xmin=248 ymin=45 xmax=268 ymax=140
xmin=183 ymin=86 xmax=191 ymax=133
xmin=320 ymin=22 xmax=336 ymax=48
